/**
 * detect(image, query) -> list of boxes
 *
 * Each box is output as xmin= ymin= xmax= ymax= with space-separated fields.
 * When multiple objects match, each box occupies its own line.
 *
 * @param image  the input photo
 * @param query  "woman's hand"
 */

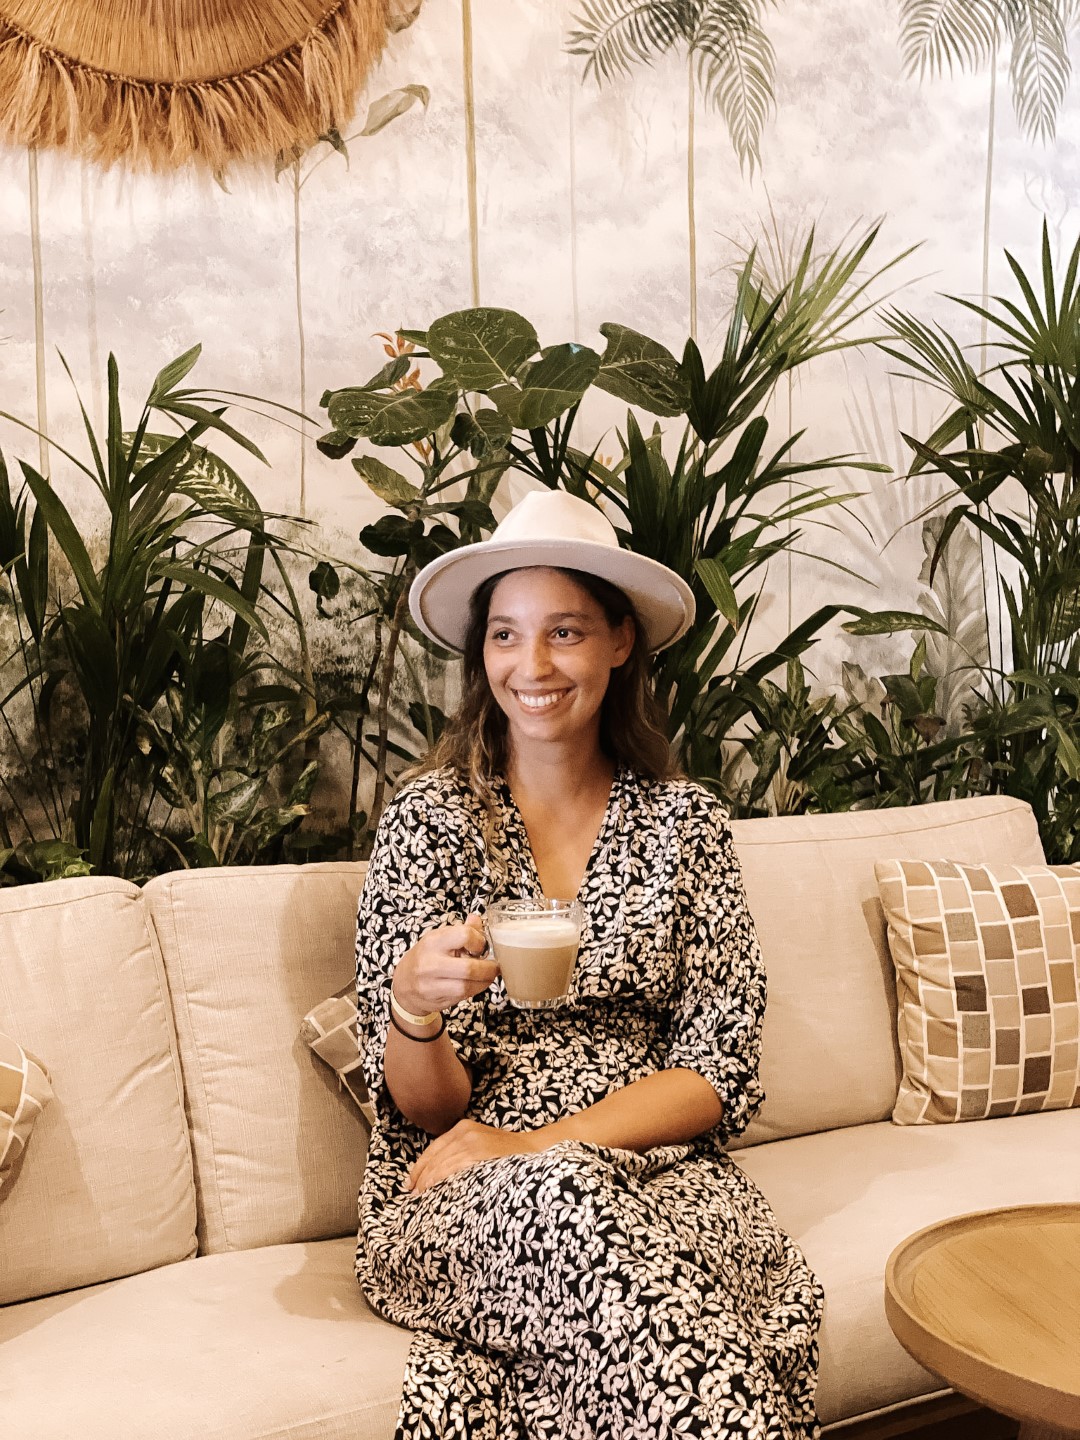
xmin=405 ymin=1119 xmax=544 ymax=1194
xmin=392 ymin=914 xmax=498 ymax=1017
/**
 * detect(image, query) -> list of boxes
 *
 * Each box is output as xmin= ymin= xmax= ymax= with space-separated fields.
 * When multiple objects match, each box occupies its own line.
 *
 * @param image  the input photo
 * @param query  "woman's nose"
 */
xmin=519 ymin=635 xmax=555 ymax=677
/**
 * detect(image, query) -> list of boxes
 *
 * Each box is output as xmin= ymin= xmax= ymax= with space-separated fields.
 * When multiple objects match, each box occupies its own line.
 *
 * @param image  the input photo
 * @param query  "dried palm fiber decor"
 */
xmin=0 ymin=0 xmax=394 ymax=169
xmin=876 ymin=859 xmax=1080 ymax=1125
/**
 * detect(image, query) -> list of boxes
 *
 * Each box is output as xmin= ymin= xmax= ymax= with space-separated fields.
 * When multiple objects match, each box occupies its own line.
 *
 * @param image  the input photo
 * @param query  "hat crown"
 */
xmin=491 ymin=490 xmax=618 ymax=549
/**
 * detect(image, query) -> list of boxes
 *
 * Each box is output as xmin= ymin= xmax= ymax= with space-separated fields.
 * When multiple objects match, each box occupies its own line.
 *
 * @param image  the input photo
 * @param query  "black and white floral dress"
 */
xmin=354 ymin=765 xmax=823 ymax=1440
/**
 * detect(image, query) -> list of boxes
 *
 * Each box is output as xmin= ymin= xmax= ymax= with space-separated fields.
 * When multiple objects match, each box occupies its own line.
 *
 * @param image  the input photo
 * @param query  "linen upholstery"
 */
xmin=0 ymin=1032 xmax=52 ymax=1196
xmin=0 ymin=1238 xmax=411 ymax=1440
xmin=733 ymin=1106 xmax=1080 ymax=1426
xmin=0 ymin=877 xmax=196 ymax=1304
xmin=727 ymin=796 xmax=1046 ymax=1149
xmin=876 ymin=859 xmax=1080 ymax=1123
xmin=144 ymin=862 xmax=370 ymax=1255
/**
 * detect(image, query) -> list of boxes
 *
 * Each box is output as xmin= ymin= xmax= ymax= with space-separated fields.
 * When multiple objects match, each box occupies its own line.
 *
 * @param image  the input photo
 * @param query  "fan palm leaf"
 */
xmin=696 ymin=12 xmax=775 ymax=173
xmin=1008 ymin=0 xmax=1071 ymax=142
xmin=566 ymin=0 xmax=690 ymax=85
xmin=568 ymin=0 xmax=774 ymax=169
xmin=898 ymin=0 xmax=1075 ymax=142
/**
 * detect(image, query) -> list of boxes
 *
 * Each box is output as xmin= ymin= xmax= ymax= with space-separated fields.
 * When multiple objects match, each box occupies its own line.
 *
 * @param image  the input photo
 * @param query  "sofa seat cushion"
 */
xmin=733 ymin=1108 xmax=1080 ymax=1426
xmin=0 ymin=1238 xmax=410 ymax=1440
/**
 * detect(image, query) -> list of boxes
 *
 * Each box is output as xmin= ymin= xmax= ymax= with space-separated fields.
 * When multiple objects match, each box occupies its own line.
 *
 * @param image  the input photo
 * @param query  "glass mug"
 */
xmin=485 ymin=899 xmax=585 ymax=1009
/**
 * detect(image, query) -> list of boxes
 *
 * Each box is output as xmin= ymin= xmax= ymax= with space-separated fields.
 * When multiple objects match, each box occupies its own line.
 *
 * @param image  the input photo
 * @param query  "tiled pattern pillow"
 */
xmin=876 ymin=859 xmax=1080 ymax=1123
xmin=0 ymin=1033 xmax=53 ymax=1196
xmin=300 ymin=986 xmax=374 ymax=1127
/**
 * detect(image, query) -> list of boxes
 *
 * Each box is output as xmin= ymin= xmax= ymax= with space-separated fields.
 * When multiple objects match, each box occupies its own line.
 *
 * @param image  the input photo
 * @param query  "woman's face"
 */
xmin=482 ymin=567 xmax=634 ymax=754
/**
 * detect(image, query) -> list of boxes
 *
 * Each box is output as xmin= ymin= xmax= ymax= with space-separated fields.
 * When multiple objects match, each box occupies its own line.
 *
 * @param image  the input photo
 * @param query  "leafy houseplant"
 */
xmin=318 ymin=232 xmax=932 ymax=832
xmin=0 ymin=346 xmax=317 ymax=878
xmin=882 ymin=222 xmax=1080 ymax=861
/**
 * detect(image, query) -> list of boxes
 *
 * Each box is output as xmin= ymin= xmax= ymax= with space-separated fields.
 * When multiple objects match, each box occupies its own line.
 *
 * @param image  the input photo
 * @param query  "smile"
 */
xmin=512 ymin=689 xmax=571 ymax=710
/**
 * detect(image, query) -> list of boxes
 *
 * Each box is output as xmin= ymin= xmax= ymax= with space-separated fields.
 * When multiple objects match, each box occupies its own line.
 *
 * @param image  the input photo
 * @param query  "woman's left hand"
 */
xmin=405 ymin=1119 xmax=544 ymax=1194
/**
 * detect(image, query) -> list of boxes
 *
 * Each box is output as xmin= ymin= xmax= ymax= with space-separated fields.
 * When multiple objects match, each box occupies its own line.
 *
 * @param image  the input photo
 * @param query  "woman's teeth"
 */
xmin=515 ymin=690 xmax=567 ymax=709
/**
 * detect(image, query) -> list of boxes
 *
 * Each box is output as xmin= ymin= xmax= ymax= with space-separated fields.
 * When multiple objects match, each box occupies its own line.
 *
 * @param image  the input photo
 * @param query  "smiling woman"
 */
xmin=351 ymin=489 xmax=824 ymax=1439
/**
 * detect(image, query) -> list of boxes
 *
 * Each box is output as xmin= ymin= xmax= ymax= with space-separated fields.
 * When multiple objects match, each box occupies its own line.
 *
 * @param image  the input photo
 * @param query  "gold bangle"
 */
xmin=390 ymin=986 xmax=441 ymax=1029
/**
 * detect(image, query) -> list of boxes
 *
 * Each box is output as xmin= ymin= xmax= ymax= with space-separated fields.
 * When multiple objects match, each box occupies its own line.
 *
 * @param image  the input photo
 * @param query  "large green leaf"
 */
xmin=149 ymin=345 xmax=202 ymax=404
xmin=514 ymin=343 xmax=601 ymax=429
xmin=326 ymin=387 xmax=455 ymax=445
xmin=20 ymin=461 xmax=102 ymax=608
xmin=595 ymin=323 xmax=689 ymax=415
xmin=427 ymin=308 xmax=539 ymax=390
xmin=840 ymin=607 xmax=949 ymax=636
xmin=352 ymin=455 xmax=421 ymax=509
xmin=155 ymin=563 xmax=268 ymax=639
xmin=133 ymin=433 xmax=262 ymax=525
xmin=695 ymin=558 xmax=740 ymax=631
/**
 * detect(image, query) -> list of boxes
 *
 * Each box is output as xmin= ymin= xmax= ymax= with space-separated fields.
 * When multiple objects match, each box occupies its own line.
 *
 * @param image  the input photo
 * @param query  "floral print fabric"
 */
xmin=354 ymin=766 xmax=823 ymax=1439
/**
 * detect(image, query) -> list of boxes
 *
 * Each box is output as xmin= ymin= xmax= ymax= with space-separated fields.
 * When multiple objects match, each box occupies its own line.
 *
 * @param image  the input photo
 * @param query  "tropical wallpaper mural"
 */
xmin=0 ymin=0 xmax=1078 ymax=878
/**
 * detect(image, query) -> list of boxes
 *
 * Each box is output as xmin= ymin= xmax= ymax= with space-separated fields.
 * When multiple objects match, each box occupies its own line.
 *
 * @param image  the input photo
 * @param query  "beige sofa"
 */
xmin=2 ymin=795 xmax=1077 ymax=1438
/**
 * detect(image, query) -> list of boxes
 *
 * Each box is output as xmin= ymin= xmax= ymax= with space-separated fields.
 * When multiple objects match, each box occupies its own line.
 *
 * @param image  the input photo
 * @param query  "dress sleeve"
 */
xmin=354 ymin=782 xmax=484 ymax=1107
xmin=665 ymin=796 xmax=767 ymax=1142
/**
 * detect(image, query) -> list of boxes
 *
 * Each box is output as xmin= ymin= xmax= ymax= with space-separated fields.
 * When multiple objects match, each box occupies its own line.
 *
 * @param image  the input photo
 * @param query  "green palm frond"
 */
xmin=696 ymin=13 xmax=775 ymax=173
xmin=899 ymin=0 xmax=1075 ymax=143
xmin=1007 ymin=0 xmax=1071 ymax=141
xmin=898 ymin=0 xmax=1002 ymax=77
xmin=566 ymin=0 xmax=690 ymax=84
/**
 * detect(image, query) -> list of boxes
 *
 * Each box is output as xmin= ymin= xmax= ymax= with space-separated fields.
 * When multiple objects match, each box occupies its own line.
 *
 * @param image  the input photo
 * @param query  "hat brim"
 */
xmin=409 ymin=538 xmax=696 ymax=653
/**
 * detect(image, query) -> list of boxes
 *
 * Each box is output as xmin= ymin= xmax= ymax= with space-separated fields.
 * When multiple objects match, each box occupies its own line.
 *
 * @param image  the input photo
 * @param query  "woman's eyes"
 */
xmin=489 ymin=627 xmax=582 ymax=642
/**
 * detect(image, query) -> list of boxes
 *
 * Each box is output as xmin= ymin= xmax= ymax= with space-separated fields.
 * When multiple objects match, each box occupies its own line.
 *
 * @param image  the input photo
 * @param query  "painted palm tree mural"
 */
xmin=567 ymin=0 xmax=775 ymax=339
xmin=898 ymin=1 xmax=1078 ymax=320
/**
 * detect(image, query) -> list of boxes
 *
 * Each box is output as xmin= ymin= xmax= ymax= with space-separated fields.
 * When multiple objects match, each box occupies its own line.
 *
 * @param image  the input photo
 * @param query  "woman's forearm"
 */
xmin=539 ymin=1068 xmax=723 ymax=1152
xmin=384 ymin=1020 xmax=472 ymax=1135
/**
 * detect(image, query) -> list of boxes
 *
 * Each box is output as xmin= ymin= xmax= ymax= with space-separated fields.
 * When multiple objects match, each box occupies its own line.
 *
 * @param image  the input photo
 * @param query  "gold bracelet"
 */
xmin=389 ymin=985 xmax=441 ymax=1029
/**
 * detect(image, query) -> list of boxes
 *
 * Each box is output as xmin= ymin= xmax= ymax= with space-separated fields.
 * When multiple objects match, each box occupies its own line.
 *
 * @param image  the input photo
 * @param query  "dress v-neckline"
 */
xmin=500 ymin=767 xmax=624 ymax=903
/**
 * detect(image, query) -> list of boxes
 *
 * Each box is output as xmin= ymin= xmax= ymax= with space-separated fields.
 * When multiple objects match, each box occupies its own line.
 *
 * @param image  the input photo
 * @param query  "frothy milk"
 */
xmin=488 ymin=916 xmax=580 ymax=1006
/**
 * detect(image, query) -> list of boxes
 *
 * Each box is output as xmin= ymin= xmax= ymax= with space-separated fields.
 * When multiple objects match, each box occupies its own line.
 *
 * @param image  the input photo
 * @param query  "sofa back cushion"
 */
xmin=728 ymin=796 xmax=1046 ymax=1150
xmin=144 ymin=863 xmax=368 ymax=1255
xmin=0 ymin=878 xmax=196 ymax=1302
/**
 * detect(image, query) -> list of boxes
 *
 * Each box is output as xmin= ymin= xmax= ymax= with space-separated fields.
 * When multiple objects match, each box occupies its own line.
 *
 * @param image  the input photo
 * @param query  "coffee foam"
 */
xmin=488 ymin=918 xmax=579 ymax=948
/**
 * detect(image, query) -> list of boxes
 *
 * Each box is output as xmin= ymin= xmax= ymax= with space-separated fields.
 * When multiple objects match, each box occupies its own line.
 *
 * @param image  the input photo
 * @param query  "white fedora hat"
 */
xmin=409 ymin=490 xmax=695 ymax=653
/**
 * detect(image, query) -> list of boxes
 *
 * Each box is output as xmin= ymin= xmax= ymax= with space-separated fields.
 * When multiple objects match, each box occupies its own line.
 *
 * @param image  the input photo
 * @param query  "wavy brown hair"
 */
xmin=413 ymin=567 xmax=676 ymax=814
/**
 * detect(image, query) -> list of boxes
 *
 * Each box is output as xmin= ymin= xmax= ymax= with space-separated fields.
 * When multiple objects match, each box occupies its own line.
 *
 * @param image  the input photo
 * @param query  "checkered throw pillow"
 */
xmin=876 ymin=859 xmax=1080 ymax=1124
xmin=0 ymin=1032 xmax=53 ymax=1196
xmin=300 ymin=986 xmax=374 ymax=1127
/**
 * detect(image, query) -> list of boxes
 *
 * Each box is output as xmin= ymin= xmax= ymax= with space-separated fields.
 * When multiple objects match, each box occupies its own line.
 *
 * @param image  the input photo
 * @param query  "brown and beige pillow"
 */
xmin=0 ymin=1032 xmax=53 ymax=1197
xmin=300 ymin=986 xmax=374 ymax=1127
xmin=876 ymin=859 xmax=1080 ymax=1124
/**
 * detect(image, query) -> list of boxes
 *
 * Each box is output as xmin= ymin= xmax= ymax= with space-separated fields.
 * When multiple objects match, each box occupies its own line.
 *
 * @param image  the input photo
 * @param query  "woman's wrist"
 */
xmin=389 ymin=984 xmax=441 ymax=1029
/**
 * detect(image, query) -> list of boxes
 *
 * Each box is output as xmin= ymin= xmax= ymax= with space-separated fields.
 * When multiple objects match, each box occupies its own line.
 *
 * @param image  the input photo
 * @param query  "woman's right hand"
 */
xmin=391 ymin=914 xmax=498 ymax=1016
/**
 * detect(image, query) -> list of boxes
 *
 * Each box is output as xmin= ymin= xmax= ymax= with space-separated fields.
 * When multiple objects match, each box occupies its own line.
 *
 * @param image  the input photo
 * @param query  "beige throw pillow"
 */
xmin=300 ymin=986 xmax=374 ymax=1127
xmin=876 ymin=859 xmax=1080 ymax=1124
xmin=0 ymin=1033 xmax=53 ymax=1197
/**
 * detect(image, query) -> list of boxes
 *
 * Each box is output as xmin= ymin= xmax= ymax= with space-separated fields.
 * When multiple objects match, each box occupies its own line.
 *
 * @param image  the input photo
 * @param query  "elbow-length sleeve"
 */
xmin=354 ymin=781 xmax=483 ymax=1107
xmin=665 ymin=796 xmax=767 ymax=1143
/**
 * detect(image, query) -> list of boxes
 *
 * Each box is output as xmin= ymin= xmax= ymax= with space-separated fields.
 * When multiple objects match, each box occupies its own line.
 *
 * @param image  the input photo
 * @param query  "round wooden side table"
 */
xmin=885 ymin=1204 xmax=1080 ymax=1439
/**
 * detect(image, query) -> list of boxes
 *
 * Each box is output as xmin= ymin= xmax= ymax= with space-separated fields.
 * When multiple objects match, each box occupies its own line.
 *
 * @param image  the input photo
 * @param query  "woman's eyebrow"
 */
xmin=487 ymin=611 xmax=592 ymax=625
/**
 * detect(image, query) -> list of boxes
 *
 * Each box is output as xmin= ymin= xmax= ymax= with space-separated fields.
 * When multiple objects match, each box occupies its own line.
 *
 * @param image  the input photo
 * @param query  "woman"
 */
xmin=354 ymin=490 xmax=823 ymax=1439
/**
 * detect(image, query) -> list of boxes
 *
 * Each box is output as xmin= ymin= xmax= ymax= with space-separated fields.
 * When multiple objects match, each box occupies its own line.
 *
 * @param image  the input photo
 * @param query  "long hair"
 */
xmin=413 ymin=567 xmax=677 ymax=815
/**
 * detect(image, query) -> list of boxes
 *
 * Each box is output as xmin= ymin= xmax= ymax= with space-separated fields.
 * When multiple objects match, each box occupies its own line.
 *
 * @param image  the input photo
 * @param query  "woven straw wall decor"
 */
xmin=0 ymin=0 xmax=398 ymax=171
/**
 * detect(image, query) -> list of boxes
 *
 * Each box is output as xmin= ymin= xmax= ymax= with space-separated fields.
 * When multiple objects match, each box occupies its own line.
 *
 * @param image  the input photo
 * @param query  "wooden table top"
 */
xmin=885 ymin=1204 xmax=1080 ymax=1435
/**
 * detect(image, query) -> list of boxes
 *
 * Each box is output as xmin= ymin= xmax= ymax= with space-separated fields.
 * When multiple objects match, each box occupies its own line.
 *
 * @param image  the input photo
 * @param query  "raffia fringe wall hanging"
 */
xmin=0 ymin=0 xmax=401 ymax=170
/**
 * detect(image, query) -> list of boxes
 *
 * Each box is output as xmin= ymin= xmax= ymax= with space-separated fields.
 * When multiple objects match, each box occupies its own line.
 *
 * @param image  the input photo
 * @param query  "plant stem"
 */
xmin=568 ymin=64 xmax=581 ymax=339
xmin=980 ymin=33 xmax=998 ymax=374
xmin=348 ymin=620 xmax=383 ymax=859
xmin=687 ymin=52 xmax=698 ymax=342
xmin=370 ymin=576 xmax=412 ymax=834
xmin=28 ymin=148 xmax=50 ymax=481
xmin=293 ymin=160 xmax=307 ymax=518
xmin=462 ymin=0 xmax=481 ymax=306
